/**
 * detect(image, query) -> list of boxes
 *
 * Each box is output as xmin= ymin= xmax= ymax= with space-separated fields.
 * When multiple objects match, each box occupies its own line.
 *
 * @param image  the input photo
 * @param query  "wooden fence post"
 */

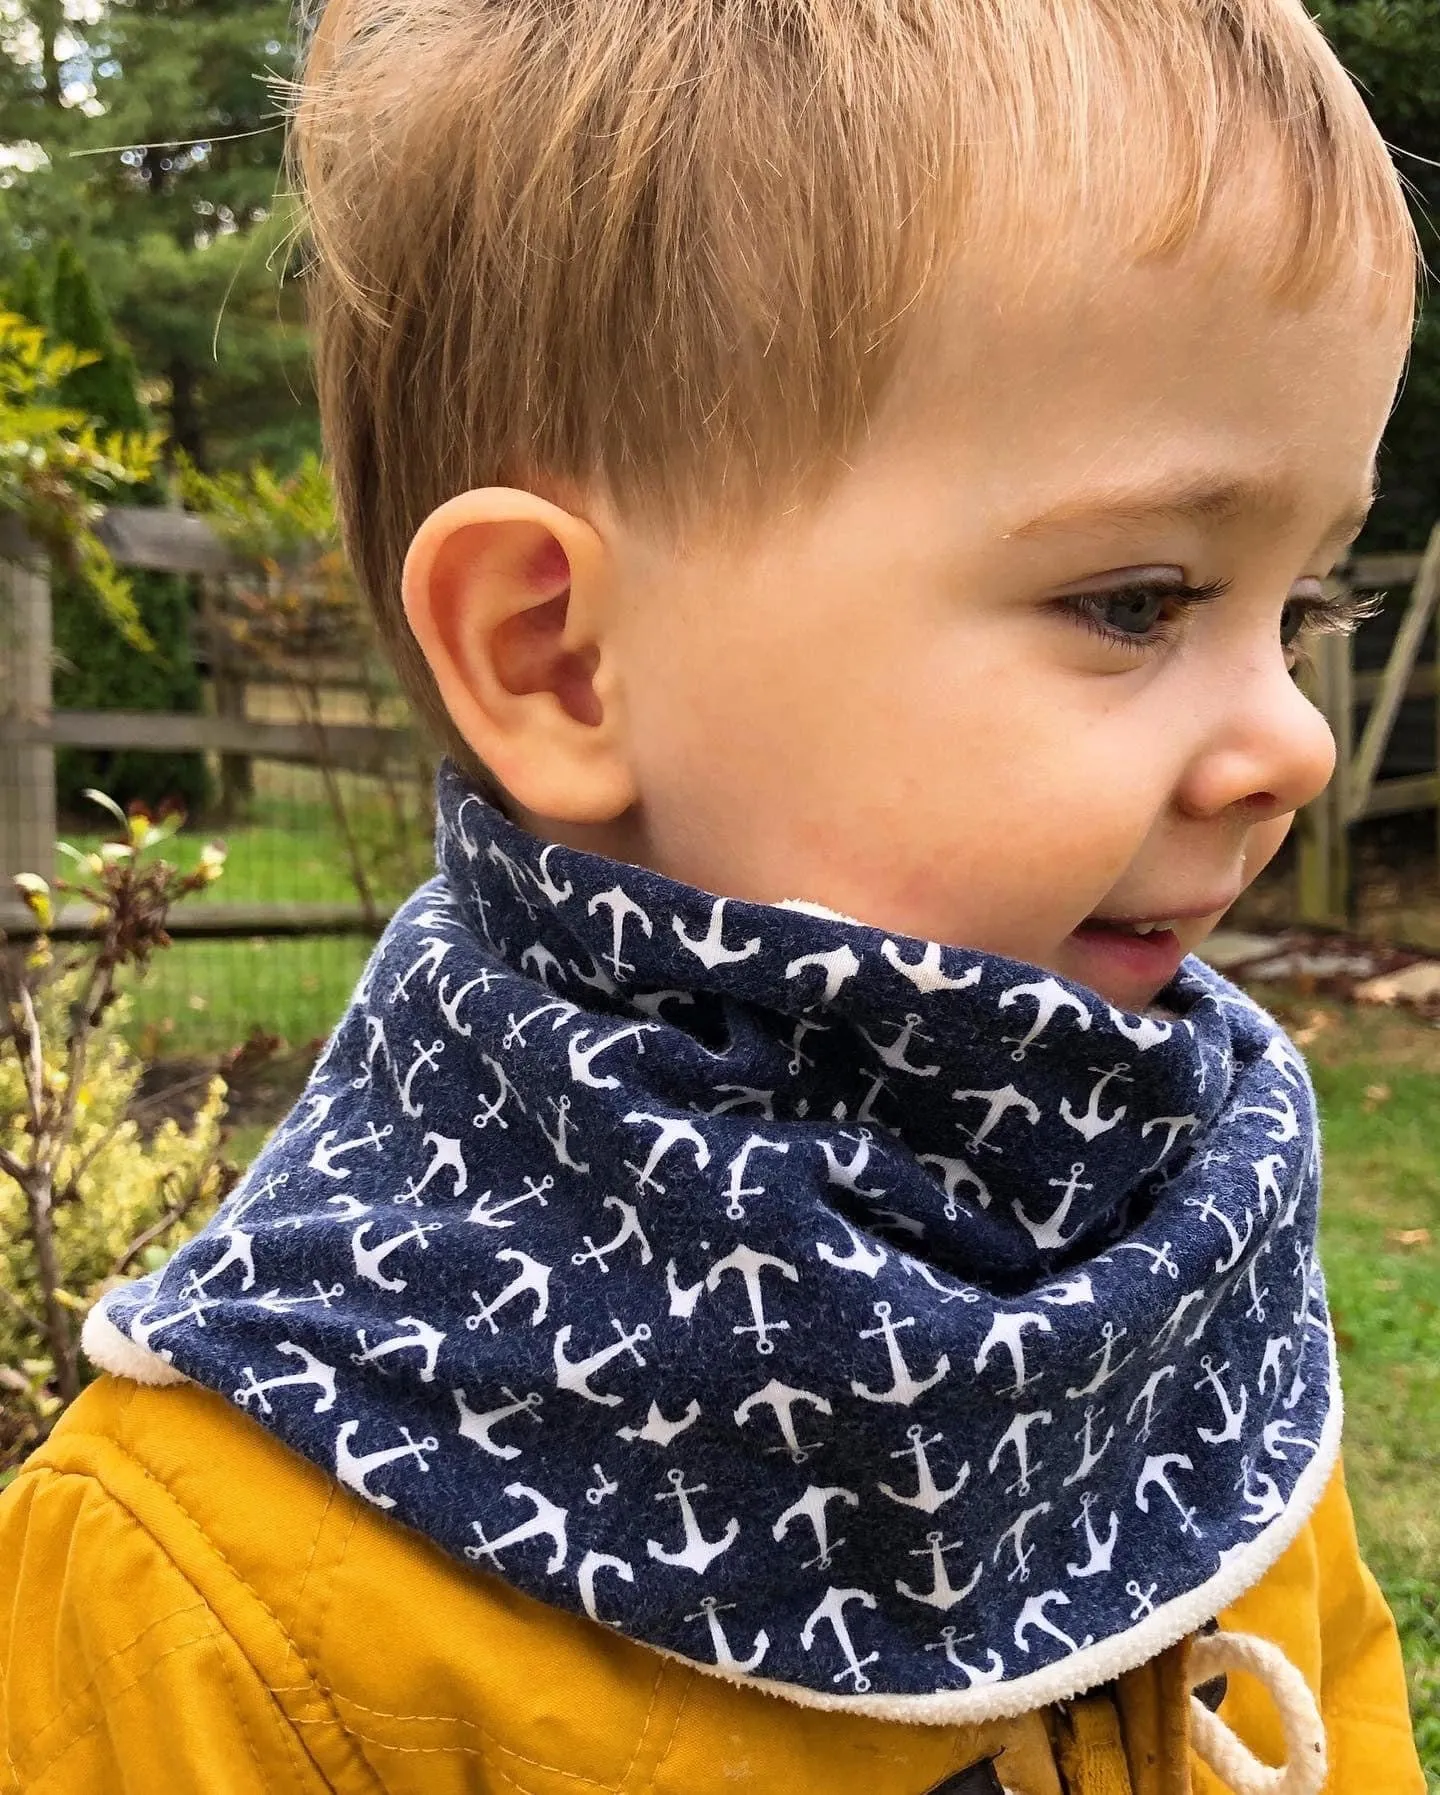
xmin=0 ymin=519 xmax=55 ymax=899
xmin=1295 ymin=602 xmax=1353 ymax=927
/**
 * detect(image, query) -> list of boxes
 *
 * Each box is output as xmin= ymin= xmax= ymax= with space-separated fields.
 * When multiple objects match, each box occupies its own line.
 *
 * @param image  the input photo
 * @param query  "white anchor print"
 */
xmin=617 ymin=1398 xmax=701 ymax=1447
xmin=465 ymin=1248 xmax=552 ymax=1333
xmin=280 ymin=1086 xmax=336 ymax=1140
xmin=721 ymin=1134 xmax=790 ymax=1220
xmin=334 ymin=1420 xmax=438 ymax=1509
xmin=900 ymin=1257 xmax=980 ymax=1304
xmin=1014 ymin=1589 xmax=1094 ymax=1655
xmin=1058 ymin=1063 xmax=1133 ymax=1142
xmin=1106 ymin=1009 xmax=1172 ymax=1052
xmin=273 ymin=1191 xmax=370 ymax=1232
xmin=924 ymin=1630 xmax=1005 ymax=1685
xmin=453 ymin=1385 xmax=543 ymax=1460
xmin=1262 ymin=1418 xmax=1318 ymax=1461
xmin=233 ymin=1342 xmax=338 ymax=1415
xmin=880 ymin=938 xmax=982 ymax=994
xmin=665 ymin=1258 xmax=704 ymax=1319
xmin=878 ymin=1424 xmax=969 ymax=1514
xmin=1232 ymin=1086 xmax=1300 ymax=1145
xmin=785 ymin=943 xmax=861 ymax=1002
xmin=1183 ymin=1191 xmax=1255 ymax=1274
xmin=856 ymin=1012 xmax=941 ymax=1078
xmin=1065 ymin=1491 xmax=1119 ymax=1579
xmin=397 ymin=1037 xmax=444 ymax=1118
xmin=467 ymin=1482 xmax=569 ymax=1573
xmin=467 ymin=1174 xmax=554 ymax=1229
xmin=181 ymin=1228 xmax=256 ymax=1297
xmin=672 ymin=897 xmax=762 ymax=968
xmin=1111 ymin=1239 xmax=1180 ymax=1279
xmin=1194 ymin=1355 xmax=1249 ymax=1445
xmin=704 ymin=1083 xmax=776 ymax=1118
xmin=1065 ymin=1321 xmax=1135 ymax=1399
xmin=393 ymin=1131 xmax=468 ymax=1206
xmin=552 ymin=1317 xmax=652 ymax=1405
xmin=1125 ymin=1365 xmax=1177 ymax=1441
xmin=800 ymin=1587 xmax=880 ymax=1691
xmin=472 ymin=1052 xmax=529 ymax=1128
xmin=350 ymin=1218 xmax=442 ymax=1293
xmin=389 ymin=934 xmax=451 ymax=1003
xmin=226 ymin=1167 xmax=288 ymax=1230
xmin=1148 ymin=1286 xmax=1207 ymax=1356
xmin=536 ymin=1094 xmax=589 ymax=1173
xmin=1012 ymin=1161 xmax=1093 ymax=1252
xmin=646 ymin=1468 xmax=740 ymax=1573
xmin=733 ymin=1379 xmax=832 ymax=1462
xmin=685 ymin=1597 xmax=769 ymax=1672
xmin=1258 ymin=1333 xmax=1293 ymax=1395
xmin=819 ymin=1131 xmax=887 ymax=1198
xmin=1236 ymin=1455 xmax=1286 ymax=1527
xmin=1038 ymin=1270 xmax=1094 ymax=1307
xmin=987 ymin=1410 xmax=1053 ymax=1497
xmin=500 ymin=997 xmax=581 ymax=1051
xmin=705 ymin=1244 xmax=799 ymax=1353
xmin=1061 ymin=1404 xmax=1115 ymax=1487
xmin=531 ymin=843 xmax=574 ymax=907
xmin=1126 ymin=1580 xmax=1159 ymax=1620
xmin=587 ymin=885 xmax=653 ymax=978
xmin=347 ymin=1015 xmax=391 ymax=1094
xmin=252 ymin=1279 xmax=345 ymax=1314
xmin=1135 ymin=1452 xmax=1204 ymax=1537
xmin=851 ymin=1301 xmax=950 ymax=1405
xmin=897 ymin=1532 xmax=984 ymax=1611
xmin=435 ymin=969 xmax=499 ymax=1037
xmin=992 ymin=1501 xmax=1051 ymax=1582
xmin=578 ymin=1550 xmax=634 ymax=1624
xmin=997 ymin=978 xmax=1092 ymax=1060
xmin=485 ymin=840 xmax=542 ymax=917
xmin=1139 ymin=1112 xmax=1200 ymax=1173
xmin=519 ymin=943 xmax=568 ymax=991
xmin=309 ymin=1122 xmax=394 ymax=1179
xmin=571 ymin=1196 xmax=652 ymax=1273
xmin=350 ymin=1316 xmax=445 ymax=1382
xmin=814 ymin=1213 xmax=887 ymax=1278
xmin=949 ymin=1083 xmax=1041 ymax=1152
xmin=915 ymin=1151 xmax=992 ymax=1216
xmin=586 ymin=1464 xmax=618 ymax=1506
xmin=1253 ymin=1152 xmax=1287 ymax=1220
xmin=972 ymin=1310 xmax=1052 ymax=1393
xmin=566 ymin=1021 xmax=661 ymax=1092
xmin=772 ymin=1484 xmax=859 ymax=1569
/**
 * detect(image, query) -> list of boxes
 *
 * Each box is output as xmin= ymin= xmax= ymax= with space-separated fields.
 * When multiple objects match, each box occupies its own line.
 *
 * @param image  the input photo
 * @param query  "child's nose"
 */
xmin=1172 ymin=654 xmax=1338 ymax=824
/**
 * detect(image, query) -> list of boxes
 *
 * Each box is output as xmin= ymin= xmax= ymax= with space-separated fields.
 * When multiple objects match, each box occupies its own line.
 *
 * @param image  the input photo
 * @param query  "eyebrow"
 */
xmin=1004 ymin=468 xmax=1379 ymax=549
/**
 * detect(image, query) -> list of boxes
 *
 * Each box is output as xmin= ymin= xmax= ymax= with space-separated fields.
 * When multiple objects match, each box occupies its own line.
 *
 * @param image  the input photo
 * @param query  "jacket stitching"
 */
xmin=317 ymin=1695 xmax=636 ymax=1786
xmin=618 ymin=1665 xmax=671 ymax=1788
xmin=639 ymin=1672 xmax=691 ymax=1794
xmin=209 ymin=1606 xmax=298 ymax=1790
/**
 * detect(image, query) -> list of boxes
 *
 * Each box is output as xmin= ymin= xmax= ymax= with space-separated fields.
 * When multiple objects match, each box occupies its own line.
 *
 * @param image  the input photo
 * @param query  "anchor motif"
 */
xmin=881 ymin=938 xmax=983 ymax=994
xmin=997 ymin=978 xmax=1092 ymax=1060
xmin=734 ymin=1379 xmax=832 ymax=1461
xmin=466 ymin=1482 xmax=568 ymax=1574
xmin=273 ymin=1191 xmax=370 ymax=1231
xmin=1061 ymin=1404 xmax=1115 ymax=1487
xmin=973 ymin=1309 xmax=1052 ymax=1393
xmin=646 ymin=1468 xmax=740 ymax=1573
xmin=1039 ymin=1271 xmax=1093 ymax=1307
xmin=1257 ymin=1333 xmax=1293 ymax=1396
xmin=1014 ymin=1589 xmax=1093 ymax=1656
xmin=393 ymin=1131 xmax=468 ymax=1205
xmin=1125 ymin=1365 xmax=1177 ymax=1441
xmin=925 ymin=1629 xmax=1005 ymax=1685
xmin=785 ymin=943 xmax=861 ymax=1002
xmin=1262 ymin=1418 xmax=1318 ymax=1461
xmin=467 ymin=1174 xmax=554 ymax=1229
xmin=347 ymin=1015 xmax=391 ymax=1093
xmin=578 ymin=1550 xmax=634 ymax=1624
xmin=800 ymin=1587 xmax=880 ymax=1692
xmin=705 ymin=1244 xmax=799 ymax=1353
xmin=571 ymin=1196 xmax=652 ymax=1272
xmin=617 ymin=1398 xmax=701 ymax=1447
xmin=568 ymin=950 xmax=617 ymax=996
xmin=485 ymin=839 xmax=541 ymax=916
xmin=1065 ymin=1490 xmax=1119 ymax=1578
xmin=1065 ymin=1321 xmax=1135 ymax=1399
xmin=334 ymin=1420 xmax=438 ymax=1509
xmin=900 ymin=1257 xmax=979 ymax=1304
xmin=672 ymin=898 xmax=762 ymax=968
xmin=1183 ymin=1191 xmax=1254 ymax=1273
xmin=1059 ymin=1065 xmax=1132 ymax=1141
xmin=397 ymin=1037 xmax=444 ymax=1118
xmin=350 ymin=1218 xmax=442 ymax=1292
xmin=1135 ymin=1452 xmax=1204 ymax=1537
xmin=685 ymin=1596 xmax=769 ymax=1672
xmin=856 ymin=1011 xmax=941 ymax=1077
xmin=1139 ymin=1113 xmax=1200 ymax=1174
xmin=1252 ymin=1153 xmax=1287 ymax=1219
xmin=233 ymin=1342 xmax=337 ymax=1415
xmin=1232 ymin=1086 xmax=1300 ymax=1144
xmin=629 ymin=987 xmax=695 ymax=1021
xmin=532 ymin=842 xmax=574 ymax=907
xmin=1112 ymin=1239 xmax=1179 ymax=1279
xmin=772 ymin=1483 xmax=859 ymax=1569
xmin=586 ymin=1464 xmax=618 ymax=1506
xmin=1148 ymin=1286 xmax=1207 ymax=1355
xmin=466 ymin=1249 xmax=553 ymax=1333
xmin=389 ymin=934 xmax=451 ymax=1003
xmin=620 ymin=1111 xmax=712 ymax=1194
xmin=721 ymin=1134 xmax=790 ymax=1219
xmin=309 ymin=1122 xmax=394 ymax=1179
xmin=819 ymin=1131 xmax=886 ymax=1198
xmin=587 ymin=884 xmax=653 ymax=978
xmin=552 ymin=1317 xmax=652 ymax=1405
xmin=1236 ymin=1456 xmax=1286 ymax=1527
xmin=500 ymin=997 xmax=581 ymax=1051
xmin=950 ymin=1083 xmax=1041 ymax=1152
xmin=987 ymin=1409 xmax=1053 ymax=1496
xmin=897 ymin=1532 xmax=984 ymax=1611
xmin=705 ymin=1083 xmax=776 ymax=1118
xmin=253 ymin=1279 xmax=345 ymax=1314
xmin=916 ymin=1151 xmax=992 ymax=1216
xmin=228 ymin=1168 xmax=289 ymax=1227
xmin=181 ymin=1227 xmax=255 ymax=1297
xmin=350 ymin=1315 xmax=445 ymax=1382
xmin=665 ymin=1258 xmax=704 ymax=1319
xmin=1107 ymin=1010 xmax=1172 ymax=1052
xmin=1194 ymin=1355 xmax=1249 ymax=1444
xmin=1126 ymin=1579 xmax=1159 ymax=1620
xmin=453 ymin=1385 xmax=543 ymax=1460
xmin=851 ymin=1301 xmax=950 ymax=1405
xmin=435 ymin=970 xmax=498 ymax=1037
xmin=519 ymin=943 xmax=568 ymax=991
xmin=472 ymin=1052 xmax=529 ymax=1129
xmin=566 ymin=1022 xmax=661 ymax=1091
xmin=992 ymin=1501 xmax=1051 ymax=1582
xmin=1013 ymin=1161 xmax=1094 ymax=1252
xmin=879 ymin=1424 xmax=969 ymax=1513
xmin=537 ymin=1094 xmax=589 ymax=1172
xmin=815 ymin=1213 xmax=887 ymax=1279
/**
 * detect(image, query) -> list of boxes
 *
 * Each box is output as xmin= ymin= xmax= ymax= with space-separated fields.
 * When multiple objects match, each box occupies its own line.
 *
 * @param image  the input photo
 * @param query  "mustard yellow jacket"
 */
xmin=0 ymin=1377 xmax=1423 ymax=1794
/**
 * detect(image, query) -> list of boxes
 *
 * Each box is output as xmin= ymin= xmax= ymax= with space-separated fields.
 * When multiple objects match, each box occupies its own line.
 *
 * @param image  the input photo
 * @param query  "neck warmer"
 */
xmin=87 ymin=762 xmax=1340 ymax=1725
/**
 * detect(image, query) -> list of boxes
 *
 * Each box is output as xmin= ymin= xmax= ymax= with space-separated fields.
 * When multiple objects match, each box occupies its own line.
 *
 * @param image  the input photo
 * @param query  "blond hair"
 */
xmin=289 ymin=0 xmax=1417 ymax=785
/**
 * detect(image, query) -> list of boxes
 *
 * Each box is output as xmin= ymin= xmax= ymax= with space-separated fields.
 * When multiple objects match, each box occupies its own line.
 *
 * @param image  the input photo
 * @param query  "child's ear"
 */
xmin=401 ymin=488 xmax=637 ymax=823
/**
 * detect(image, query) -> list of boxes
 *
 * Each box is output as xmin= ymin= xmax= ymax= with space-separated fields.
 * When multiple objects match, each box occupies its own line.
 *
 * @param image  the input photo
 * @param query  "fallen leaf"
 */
xmin=1361 ymin=1083 xmax=1392 ymax=1112
xmin=1385 ymin=1227 xmax=1432 ymax=1250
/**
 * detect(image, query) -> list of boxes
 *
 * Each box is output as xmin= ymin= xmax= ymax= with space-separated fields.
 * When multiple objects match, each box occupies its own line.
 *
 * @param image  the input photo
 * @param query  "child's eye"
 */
xmin=1060 ymin=578 xmax=1228 ymax=650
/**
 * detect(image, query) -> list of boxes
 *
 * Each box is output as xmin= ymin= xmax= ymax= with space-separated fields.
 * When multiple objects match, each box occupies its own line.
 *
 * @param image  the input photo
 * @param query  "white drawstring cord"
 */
xmin=1188 ymin=1630 xmax=1327 ymax=1795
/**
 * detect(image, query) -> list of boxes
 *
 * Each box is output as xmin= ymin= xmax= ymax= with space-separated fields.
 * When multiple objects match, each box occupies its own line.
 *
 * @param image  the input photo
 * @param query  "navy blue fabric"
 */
xmin=102 ymin=763 xmax=1333 ymax=1707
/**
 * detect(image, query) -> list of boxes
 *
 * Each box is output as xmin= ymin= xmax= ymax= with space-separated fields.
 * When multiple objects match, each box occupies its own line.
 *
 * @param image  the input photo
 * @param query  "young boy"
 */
xmin=0 ymin=0 xmax=1426 ymax=1789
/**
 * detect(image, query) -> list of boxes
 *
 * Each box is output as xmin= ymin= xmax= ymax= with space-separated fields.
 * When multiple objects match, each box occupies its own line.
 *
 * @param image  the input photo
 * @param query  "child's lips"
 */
xmin=1066 ymin=918 xmax=1188 ymax=1002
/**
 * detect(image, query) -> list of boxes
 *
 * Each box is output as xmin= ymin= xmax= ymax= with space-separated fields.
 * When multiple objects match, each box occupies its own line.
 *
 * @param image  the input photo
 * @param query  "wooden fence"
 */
xmin=1 ymin=504 xmax=1438 ymax=936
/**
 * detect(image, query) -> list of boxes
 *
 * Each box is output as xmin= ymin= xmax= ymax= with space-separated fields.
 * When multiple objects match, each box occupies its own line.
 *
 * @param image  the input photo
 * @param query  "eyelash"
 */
xmin=1061 ymin=579 xmax=1382 ymax=666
